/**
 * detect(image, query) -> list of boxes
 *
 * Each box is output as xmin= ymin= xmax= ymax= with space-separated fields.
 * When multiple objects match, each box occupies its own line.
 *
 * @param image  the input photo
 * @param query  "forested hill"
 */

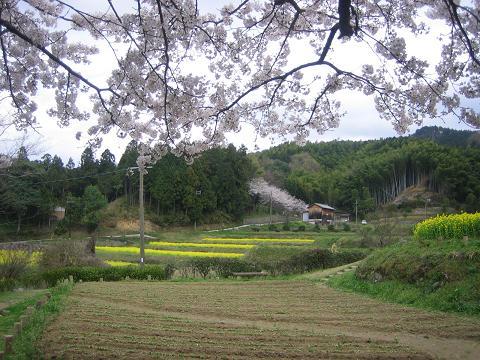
xmin=411 ymin=126 xmax=480 ymax=147
xmin=253 ymin=127 xmax=480 ymax=215
xmin=0 ymin=143 xmax=255 ymax=236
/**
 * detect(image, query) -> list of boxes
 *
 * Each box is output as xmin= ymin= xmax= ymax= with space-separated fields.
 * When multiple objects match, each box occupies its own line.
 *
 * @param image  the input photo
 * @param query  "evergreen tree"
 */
xmin=97 ymin=149 xmax=117 ymax=201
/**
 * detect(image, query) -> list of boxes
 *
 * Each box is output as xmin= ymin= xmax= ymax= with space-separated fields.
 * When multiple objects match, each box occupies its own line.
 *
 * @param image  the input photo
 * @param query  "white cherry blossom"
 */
xmin=0 ymin=0 xmax=478 ymax=162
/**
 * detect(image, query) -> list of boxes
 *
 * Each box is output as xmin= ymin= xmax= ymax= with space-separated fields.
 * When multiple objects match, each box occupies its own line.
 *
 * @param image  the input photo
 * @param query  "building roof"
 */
xmin=309 ymin=203 xmax=336 ymax=211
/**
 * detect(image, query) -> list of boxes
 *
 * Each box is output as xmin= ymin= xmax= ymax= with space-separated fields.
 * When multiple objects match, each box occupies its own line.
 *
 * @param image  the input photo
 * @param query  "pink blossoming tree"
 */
xmin=249 ymin=178 xmax=307 ymax=213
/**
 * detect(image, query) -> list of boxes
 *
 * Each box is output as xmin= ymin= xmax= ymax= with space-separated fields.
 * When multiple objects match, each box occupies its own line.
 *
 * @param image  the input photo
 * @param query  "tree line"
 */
xmin=0 ymin=142 xmax=255 ymax=236
xmin=255 ymin=129 xmax=480 ymax=216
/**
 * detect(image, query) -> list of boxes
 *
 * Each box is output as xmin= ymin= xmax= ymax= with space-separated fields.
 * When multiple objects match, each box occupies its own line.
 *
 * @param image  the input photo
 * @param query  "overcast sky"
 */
xmin=12 ymin=94 xmax=470 ymax=165
xmin=1 ymin=1 xmax=476 ymax=164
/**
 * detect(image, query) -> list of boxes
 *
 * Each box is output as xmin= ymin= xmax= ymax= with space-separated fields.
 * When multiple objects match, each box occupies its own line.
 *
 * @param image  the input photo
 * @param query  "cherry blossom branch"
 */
xmin=0 ymin=30 xmax=24 ymax=112
xmin=0 ymin=19 xmax=113 ymax=95
xmin=443 ymin=0 xmax=480 ymax=68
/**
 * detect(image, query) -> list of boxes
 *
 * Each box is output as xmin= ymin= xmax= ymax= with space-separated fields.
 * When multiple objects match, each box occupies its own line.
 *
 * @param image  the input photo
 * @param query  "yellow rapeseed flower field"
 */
xmin=148 ymin=241 xmax=254 ymax=249
xmin=96 ymin=246 xmax=244 ymax=258
xmin=105 ymin=260 xmax=138 ymax=267
xmin=0 ymin=250 xmax=41 ymax=265
xmin=414 ymin=212 xmax=480 ymax=240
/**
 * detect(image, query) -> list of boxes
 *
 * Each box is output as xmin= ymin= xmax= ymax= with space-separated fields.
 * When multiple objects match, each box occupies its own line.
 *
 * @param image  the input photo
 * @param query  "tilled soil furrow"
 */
xmin=39 ymin=281 xmax=480 ymax=359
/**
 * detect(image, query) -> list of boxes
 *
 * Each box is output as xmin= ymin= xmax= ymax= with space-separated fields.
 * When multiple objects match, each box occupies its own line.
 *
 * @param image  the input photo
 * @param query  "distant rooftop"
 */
xmin=309 ymin=203 xmax=336 ymax=211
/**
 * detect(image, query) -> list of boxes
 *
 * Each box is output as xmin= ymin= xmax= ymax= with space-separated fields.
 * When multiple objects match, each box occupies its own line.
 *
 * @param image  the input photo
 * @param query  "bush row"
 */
xmin=185 ymin=258 xmax=258 ymax=278
xmin=262 ymin=248 xmax=367 ymax=275
xmin=414 ymin=212 xmax=480 ymax=240
xmin=174 ymin=249 xmax=366 ymax=278
xmin=40 ymin=265 xmax=172 ymax=287
xmin=251 ymin=223 xmax=351 ymax=233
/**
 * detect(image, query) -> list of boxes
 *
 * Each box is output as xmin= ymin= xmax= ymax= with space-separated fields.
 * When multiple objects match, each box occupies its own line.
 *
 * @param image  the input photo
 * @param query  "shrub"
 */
xmin=243 ymin=245 xmax=365 ymax=275
xmin=359 ymin=225 xmax=375 ymax=248
xmin=41 ymin=265 xmax=168 ymax=286
xmin=150 ymin=213 xmax=191 ymax=226
xmin=186 ymin=258 xmax=257 ymax=278
xmin=244 ymin=245 xmax=305 ymax=274
xmin=250 ymin=226 xmax=260 ymax=232
xmin=0 ymin=250 xmax=31 ymax=281
xmin=190 ymin=258 xmax=212 ymax=278
xmin=0 ymin=278 xmax=16 ymax=292
xmin=297 ymin=225 xmax=306 ymax=232
xmin=268 ymin=224 xmax=277 ymax=231
xmin=40 ymin=240 xmax=104 ymax=269
xmin=314 ymin=223 xmax=320 ymax=232
xmin=282 ymin=223 xmax=290 ymax=231
xmin=214 ymin=258 xmax=257 ymax=277
xmin=53 ymin=220 xmax=68 ymax=236
xmin=0 ymin=250 xmax=44 ymax=290
xmin=342 ymin=223 xmax=351 ymax=232
xmin=414 ymin=213 xmax=480 ymax=240
xmin=200 ymin=210 xmax=232 ymax=225
xmin=272 ymin=248 xmax=367 ymax=275
xmin=327 ymin=224 xmax=335 ymax=232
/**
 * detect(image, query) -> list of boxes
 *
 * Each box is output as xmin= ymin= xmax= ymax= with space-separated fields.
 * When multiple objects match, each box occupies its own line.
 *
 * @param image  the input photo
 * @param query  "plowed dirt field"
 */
xmin=40 ymin=280 xmax=480 ymax=359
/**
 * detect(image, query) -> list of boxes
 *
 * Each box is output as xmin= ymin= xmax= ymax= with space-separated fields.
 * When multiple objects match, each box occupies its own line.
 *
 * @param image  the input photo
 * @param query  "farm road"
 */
xmin=40 ymin=280 xmax=480 ymax=359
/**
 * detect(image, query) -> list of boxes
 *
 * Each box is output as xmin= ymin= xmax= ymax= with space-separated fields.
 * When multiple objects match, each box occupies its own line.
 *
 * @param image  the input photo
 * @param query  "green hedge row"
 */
xmin=188 ymin=257 xmax=258 ymax=278
xmin=269 ymin=248 xmax=366 ymax=275
xmin=41 ymin=265 xmax=171 ymax=286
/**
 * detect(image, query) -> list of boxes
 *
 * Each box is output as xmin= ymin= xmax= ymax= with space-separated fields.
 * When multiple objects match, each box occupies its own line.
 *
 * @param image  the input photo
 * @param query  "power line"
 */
xmin=0 ymin=168 xmax=130 ymax=185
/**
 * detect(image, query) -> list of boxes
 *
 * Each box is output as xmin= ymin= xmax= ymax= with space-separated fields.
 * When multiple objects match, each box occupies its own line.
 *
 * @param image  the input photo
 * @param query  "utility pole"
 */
xmin=355 ymin=199 xmax=358 ymax=225
xmin=127 ymin=165 xmax=151 ymax=268
xmin=269 ymin=191 xmax=273 ymax=225
xmin=139 ymin=167 xmax=145 ymax=268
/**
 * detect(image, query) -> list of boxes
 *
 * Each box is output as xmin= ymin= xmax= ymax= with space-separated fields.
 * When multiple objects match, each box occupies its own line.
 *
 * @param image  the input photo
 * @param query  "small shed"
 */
xmin=307 ymin=203 xmax=335 ymax=223
xmin=52 ymin=206 xmax=66 ymax=221
xmin=302 ymin=212 xmax=309 ymax=222
xmin=336 ymin=212 xmax=351 ymax=223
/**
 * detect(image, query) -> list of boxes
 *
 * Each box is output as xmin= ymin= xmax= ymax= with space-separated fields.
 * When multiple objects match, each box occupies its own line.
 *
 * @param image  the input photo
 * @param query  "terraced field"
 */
xmin=95 ymin=233 xmax=322 ymax=264
xmin=39 ymin=280 xmax=480 ymax=359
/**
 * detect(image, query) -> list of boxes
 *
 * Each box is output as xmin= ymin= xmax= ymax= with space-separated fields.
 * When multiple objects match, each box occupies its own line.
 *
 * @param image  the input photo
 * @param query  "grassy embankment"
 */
xmin=5 ymin=283 xmax=73 ymax=358
xmin=330 ymin=213 xmax=480 ymax=317
xmin=0 ymin=283 xmax=72 ymax=358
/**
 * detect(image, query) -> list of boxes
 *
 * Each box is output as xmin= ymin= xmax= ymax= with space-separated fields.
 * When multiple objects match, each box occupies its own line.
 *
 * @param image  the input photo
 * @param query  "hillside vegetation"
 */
xmin=254 ymin=126 xmax=480 ymax=216
xmin=330 ymin=213 xmax=480 ymax=316
xmin=1 ymin=126 xmax=479 ymax=240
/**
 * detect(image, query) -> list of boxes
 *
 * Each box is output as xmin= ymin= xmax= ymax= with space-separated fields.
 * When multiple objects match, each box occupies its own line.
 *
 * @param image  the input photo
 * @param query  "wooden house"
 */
xmin=307 ymin=203 xmax=335 ymax=223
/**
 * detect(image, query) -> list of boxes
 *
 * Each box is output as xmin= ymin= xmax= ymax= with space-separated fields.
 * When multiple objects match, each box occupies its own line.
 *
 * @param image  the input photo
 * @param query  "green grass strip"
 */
xmin=0 ymin=291 xmax=47 ymax=351
xmin=8 ymin=282 xmax=74 ymax=359
xmin=329 ymin=272 xmax=480 ymax=318
xmin=202 ymin=237 xmax=314 ymax=243
xmin=148 ymin=241 xmax=254 ymax=249
xmin=96 ymin=246 xmax=244 ymax=258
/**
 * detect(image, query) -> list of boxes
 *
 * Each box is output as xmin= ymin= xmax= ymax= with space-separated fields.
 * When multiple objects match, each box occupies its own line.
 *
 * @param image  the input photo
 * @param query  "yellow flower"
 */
xmin=414 ymin=212 xmax=480 ymax=240
xmin=96 ymin=246 xmax=243 ymax=258
xmin=105 ymin=260 xmax=137 ymax=267
xmin=148 ymin=241 xmax=254 ymax=249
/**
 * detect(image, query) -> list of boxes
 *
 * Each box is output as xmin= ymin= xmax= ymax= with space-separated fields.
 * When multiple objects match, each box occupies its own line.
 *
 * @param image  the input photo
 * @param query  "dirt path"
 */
xmin=40 ymin=280 xmax=480 ymax=359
